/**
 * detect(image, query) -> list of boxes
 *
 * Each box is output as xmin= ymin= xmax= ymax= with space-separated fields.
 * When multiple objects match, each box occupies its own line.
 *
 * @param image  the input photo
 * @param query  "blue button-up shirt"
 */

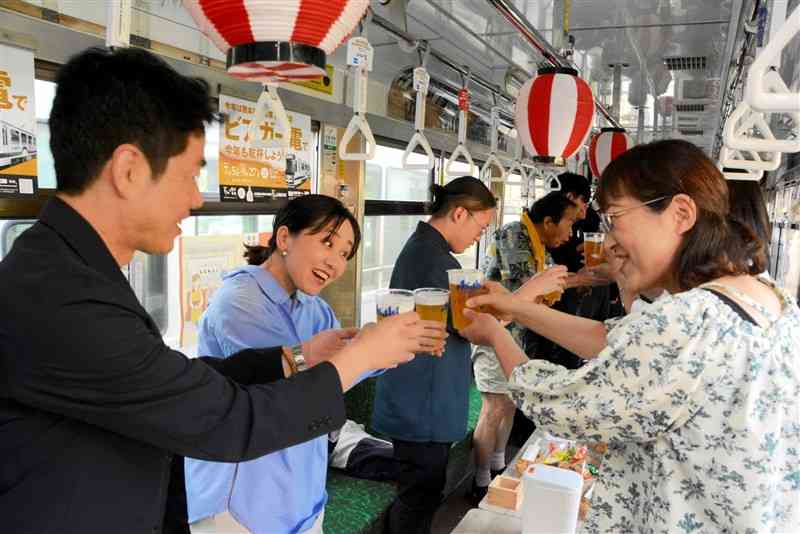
xmin=185 ymin=265 xmax=339 ymax=533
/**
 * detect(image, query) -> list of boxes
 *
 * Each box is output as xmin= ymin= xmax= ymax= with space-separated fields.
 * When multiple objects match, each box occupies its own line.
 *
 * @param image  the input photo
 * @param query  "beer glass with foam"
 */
xmin=584 ymin=232 xmax=605 ymax=268
xmin=375 ymin=289 xmax=415 ymax=321
xmin=413 ymin=288 xmax=449 ymax=325
xmin=446 ymin=269 xmax=488 ymax=330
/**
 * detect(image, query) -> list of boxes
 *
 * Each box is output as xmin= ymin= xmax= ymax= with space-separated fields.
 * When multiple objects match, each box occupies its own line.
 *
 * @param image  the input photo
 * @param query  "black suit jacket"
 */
xmin=0 ymin=198 xmax=346 ymax=533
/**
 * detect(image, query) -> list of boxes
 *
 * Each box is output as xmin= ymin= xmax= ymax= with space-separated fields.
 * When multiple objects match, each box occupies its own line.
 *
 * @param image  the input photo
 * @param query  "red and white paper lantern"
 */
xmin=588 ymin=127 xmax=633 ymax=178
xmin=515 ymin=67 xmax=595 ymax=163
xmin=183 ymin=0 xmax=369 ymax=82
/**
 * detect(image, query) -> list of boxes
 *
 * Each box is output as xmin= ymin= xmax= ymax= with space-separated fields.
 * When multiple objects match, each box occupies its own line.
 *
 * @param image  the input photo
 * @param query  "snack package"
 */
xmin=526 ymin=435 xmax=607 ymax=523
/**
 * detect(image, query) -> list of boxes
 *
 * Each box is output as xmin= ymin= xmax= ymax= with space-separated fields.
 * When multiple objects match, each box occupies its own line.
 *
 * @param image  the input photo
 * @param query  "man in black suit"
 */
xmin=0 ymin=47 xmax=445 ymax=534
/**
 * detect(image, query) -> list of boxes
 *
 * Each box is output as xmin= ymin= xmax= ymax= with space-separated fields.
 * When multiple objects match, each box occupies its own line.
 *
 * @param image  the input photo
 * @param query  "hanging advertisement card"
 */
xmin=0 ymin=43 xmax=37 ymax=197
xmin=218 ymin=94 xmax=312 ymax=202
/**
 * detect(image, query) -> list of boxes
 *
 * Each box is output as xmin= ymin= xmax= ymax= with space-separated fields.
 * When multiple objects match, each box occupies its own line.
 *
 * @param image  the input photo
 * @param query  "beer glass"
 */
xmin=446 ymin=269 xmax=488 ymax=330
xmin=375 ymin=289 xmax=415 ymax=321
xmin=413 ymin=288 xmax=449 ymax=325
xmin=542 ymin=256 xmax=563 ymax=306
xmin=584 ymin=232 xmax=605 ymax=268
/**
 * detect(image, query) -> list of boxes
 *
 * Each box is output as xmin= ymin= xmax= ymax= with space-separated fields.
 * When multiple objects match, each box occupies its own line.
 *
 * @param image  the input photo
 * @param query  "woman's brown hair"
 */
xmin=596 ymin=139 xmax=766 ymax=290
xmin=428 ymin=176 xmax=497 ymax=217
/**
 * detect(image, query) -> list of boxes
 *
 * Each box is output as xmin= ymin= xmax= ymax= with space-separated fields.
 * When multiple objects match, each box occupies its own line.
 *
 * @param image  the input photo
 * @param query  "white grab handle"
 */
xmin=247 ymin=84 xmax=290 ymax=150
xmin=482 ymin=154 xmax=506 ymax=183
xmin=340 ymin=37 xmax=376 ymax=161
xmin=445 ymin=142 xmax=476 ymax=177
xmin=744 ymin=4 xmax=800 ymax=112
xmin=719 ymin=144 xmax=781 ymax=172
xmin=481 ymin=106 xmax=506 ymax=182
xmin=446 ymin=107 xmax=476 ymax=176
xmin=402 ymin=131 xmax=435 ymax=171
xmin=402 ymin=66 xmax=435 ymax=171
xmin=723 ymin=101 xmax=800 ymax=153
xmin=717 ymin=159 xmax=763 ymax=181
xmin=545 ymin=174 xmax=562 ymax=193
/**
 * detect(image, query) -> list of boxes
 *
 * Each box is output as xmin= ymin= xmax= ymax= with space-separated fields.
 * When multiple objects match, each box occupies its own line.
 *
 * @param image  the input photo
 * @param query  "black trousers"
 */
xmin=385 ymin=439 xmax=451 ymax=534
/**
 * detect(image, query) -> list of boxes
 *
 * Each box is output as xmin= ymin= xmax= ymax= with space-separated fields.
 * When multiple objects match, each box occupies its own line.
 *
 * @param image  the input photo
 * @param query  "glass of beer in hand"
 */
xmin=375 ymin=289 xmax=415 ymax=321
xmin=413 ymin=288 xmax=449 ymax=325
xmin=542 ymin=257 xmax=563 ymax=306
xmin=447 ymin=269 xmax=489 ymax=330
xmin=584 ymin=232 xmax=605 ymax=269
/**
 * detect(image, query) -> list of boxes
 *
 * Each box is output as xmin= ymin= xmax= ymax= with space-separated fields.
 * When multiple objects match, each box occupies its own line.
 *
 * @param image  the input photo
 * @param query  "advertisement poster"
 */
xmin=218 ymin=94 xmax=313 ymax=202
xmin=178 ymin=232 xmax=270 ymax=347
xmin=0 ymin=43 xmax=37 ymax=197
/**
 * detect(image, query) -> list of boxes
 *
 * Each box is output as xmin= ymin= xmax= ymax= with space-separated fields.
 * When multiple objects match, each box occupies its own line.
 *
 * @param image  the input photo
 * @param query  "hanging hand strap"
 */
xmin=445 ymin=71 xmax=476 ymax=176
xmin=340 ymin=36 xmax=376 ymax=161
xmin=744 ymin=4 xmax=800 ymax=113
xmin=402 ymin=46 xmax=435 ymax=171
xmin=719 ymin=144 xmax=781 ymax=172
xmin=481 ymin=104 xmax=506 ymax=182
xmin=723 ymin=101 xmax=800 ymax=154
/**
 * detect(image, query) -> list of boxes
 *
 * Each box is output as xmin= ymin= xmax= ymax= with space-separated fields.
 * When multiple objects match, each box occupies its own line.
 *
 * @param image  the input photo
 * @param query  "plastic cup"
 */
xmin=446 ymin=269 xmax=488 ymax=330
xmin=375 ymin=289 xmax=415 ymax=321
xmin=584 ymin=232 xmax=605 ymax=268
xmin=413 ymin=288 xmax=449 ymax=325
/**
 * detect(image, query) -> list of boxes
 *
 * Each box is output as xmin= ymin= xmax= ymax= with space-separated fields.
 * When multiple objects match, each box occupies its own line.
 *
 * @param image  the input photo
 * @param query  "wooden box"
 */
xmin=486 ymin=475 xmax=523 ymax=511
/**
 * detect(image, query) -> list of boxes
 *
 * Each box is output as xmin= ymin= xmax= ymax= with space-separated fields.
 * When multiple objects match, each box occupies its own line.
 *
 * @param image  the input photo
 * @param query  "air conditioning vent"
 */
xmin=664 ymin=56 xmax=707 ymax=71
xmin=675 ymin=103 xmax=706 ymax=113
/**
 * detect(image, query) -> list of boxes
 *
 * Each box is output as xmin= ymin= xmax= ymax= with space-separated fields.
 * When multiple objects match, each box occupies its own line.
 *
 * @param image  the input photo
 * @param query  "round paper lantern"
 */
xmin=183 ymin=0 xmax=369 ymax=82
xmin=514 ymin=67 xmax=595 ymax=163
xmin=589 ymin=127 xmax=634 ymax=178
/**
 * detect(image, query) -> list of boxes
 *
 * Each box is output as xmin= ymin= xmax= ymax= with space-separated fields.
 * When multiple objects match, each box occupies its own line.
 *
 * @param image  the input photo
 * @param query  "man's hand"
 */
xmin=302 ymin=328 xmax=359 ymax=367
xmin=351 ymin=312 xmax=448 ymax=368
xmin=565 ymin=266 xmax=613 ymax=288
xmin=515 ymin=265 xmax=568 ymax=303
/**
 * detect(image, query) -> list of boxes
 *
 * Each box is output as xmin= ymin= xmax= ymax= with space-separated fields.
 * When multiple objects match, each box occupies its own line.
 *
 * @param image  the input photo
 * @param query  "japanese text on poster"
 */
xmin=0 ymin=43 xmax=37 ymax=197
xmin=219 ymin=94 xmax=313 ymax=202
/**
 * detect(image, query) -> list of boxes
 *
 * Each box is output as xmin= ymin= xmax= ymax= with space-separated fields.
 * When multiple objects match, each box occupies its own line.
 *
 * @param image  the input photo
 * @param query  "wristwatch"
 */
xmin=289 ymin=343 xmax=307 ymax=372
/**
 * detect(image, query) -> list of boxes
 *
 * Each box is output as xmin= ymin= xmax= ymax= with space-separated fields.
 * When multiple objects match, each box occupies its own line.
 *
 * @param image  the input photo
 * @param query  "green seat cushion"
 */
xmin=323 ymin=469 xmax=397 ymax=534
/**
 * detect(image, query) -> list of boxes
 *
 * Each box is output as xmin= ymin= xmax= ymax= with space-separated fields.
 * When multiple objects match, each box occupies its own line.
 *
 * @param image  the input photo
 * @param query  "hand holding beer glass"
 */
xmin=375 ymin=289 xmax=447 ymax=356
xmin=541 ymin=257 xmax=563 ymax=306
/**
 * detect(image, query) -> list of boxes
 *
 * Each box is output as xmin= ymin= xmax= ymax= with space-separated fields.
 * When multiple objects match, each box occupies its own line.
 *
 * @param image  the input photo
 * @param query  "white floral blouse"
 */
xmin=508 ymin=280 xmax=800 ymax=533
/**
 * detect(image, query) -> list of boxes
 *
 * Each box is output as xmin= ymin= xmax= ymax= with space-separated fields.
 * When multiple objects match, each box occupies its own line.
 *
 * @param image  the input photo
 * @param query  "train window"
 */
xmin=365 ymin=145 xmax=431 ymax=201
xmin=360 ymin=214 xmax=426 ymax=325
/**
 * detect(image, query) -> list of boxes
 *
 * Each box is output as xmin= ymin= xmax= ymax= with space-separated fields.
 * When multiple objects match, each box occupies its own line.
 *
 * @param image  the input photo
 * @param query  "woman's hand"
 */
xmin=458 ymin=308 xmax=505 ymax=347
xmin=302 ymin=327 xmax=359 ymax=367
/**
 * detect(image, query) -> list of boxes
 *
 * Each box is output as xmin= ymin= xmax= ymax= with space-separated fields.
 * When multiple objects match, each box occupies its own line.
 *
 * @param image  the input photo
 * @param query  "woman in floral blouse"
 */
xmin=460 ymin=139 xmax=800 ymax=533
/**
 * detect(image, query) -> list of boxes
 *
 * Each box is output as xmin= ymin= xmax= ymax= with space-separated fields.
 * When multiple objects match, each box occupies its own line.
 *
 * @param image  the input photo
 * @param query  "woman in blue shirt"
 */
xmin=186 ymin=195 xmax=446 ymax=533
xmin=373 ymin=176 xmax=497 ymax=534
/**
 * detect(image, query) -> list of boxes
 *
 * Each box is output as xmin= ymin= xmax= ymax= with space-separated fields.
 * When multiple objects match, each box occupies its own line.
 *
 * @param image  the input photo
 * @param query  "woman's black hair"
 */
xmin=727 ymin=180 xmax=771 ymax=270
xmin=244 ymin=195 xmax=361 ymax=265
xmin=427 ymin=176 xmax=497 ymax=217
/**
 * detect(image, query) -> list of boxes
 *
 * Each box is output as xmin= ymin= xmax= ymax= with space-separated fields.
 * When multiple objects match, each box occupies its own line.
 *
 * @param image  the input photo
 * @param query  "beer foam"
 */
xmin=414 ymin=292 xmax=449 ymax=306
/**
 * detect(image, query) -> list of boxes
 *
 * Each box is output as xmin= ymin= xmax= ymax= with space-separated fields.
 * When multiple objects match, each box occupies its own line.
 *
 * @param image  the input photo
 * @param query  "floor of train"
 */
xmin=431 ymin=443 xmax=521 ymax=533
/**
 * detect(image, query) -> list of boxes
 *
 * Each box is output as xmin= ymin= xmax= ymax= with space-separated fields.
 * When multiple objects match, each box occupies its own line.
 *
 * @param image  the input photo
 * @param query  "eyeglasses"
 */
xmin=466 ymin=210 xmax=491 ymax=235
xmin=599 ymin=196 xmax=671 ymax=233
